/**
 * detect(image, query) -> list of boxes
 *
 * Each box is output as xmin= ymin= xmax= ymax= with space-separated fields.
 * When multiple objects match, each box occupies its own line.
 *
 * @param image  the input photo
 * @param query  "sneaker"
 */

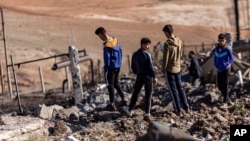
xmin=144 ymin=113 xmax=152 ymax=122
xmin=106 ymin=104 xmax=117 ymax=111
xmin=120 ymin=100 xmax=128 ymax=107
xmin=219 ymin=103 xmax=228 ymax=109
xmin=184 ymin=108 xmax=190 ymax=114
xmin=227 ymin=100 xmax=234 ymax=106
xmin=122 ymin=106 xmax=132 ymax=116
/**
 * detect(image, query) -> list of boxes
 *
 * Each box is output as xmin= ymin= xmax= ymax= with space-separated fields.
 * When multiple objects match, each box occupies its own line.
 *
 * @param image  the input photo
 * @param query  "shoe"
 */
xmin=219 ymin=103 xmax=228 ymax=109
xmin=120 ymin=100 xmax=127 ymax=107
xmin=122 ymin=106 xmax=132 ymax=116
xmin=227 ymin=100 xmax=234 ymax=106
xmin=184 ymin=108 xmax=190 ymax=114
xmin=106 ymin=103 xmax=117 ymax=111
xmin=144 ymin=113 xmax=151 ymax=122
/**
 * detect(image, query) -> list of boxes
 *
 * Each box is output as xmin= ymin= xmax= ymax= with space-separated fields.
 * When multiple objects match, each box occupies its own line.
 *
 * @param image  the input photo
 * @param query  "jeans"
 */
xmin=165 ymin=71 xmax=189 ymax=113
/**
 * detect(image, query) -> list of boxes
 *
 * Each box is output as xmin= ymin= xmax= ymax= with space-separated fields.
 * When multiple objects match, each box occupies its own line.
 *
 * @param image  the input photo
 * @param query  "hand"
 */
xmin=153 ymin=78 xmax=158 ymax=84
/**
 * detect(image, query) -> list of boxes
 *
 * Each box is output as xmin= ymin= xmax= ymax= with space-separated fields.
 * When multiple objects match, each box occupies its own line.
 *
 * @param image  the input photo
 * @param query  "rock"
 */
xmin=53 ymin=120 xmax=72 ymax=136
xmin=137 ymin=121 xmax=199 ymax=141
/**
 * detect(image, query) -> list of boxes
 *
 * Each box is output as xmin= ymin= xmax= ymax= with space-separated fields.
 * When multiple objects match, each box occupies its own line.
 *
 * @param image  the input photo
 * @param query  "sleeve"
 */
xmin=162 ymin=42 xmax=169 ymax=72
xmin=103 ymin=47 xmax=110 ymax=72
xmin=131 ymin=52 xmax=137 ymax=74
xmin=148 ymin=53 xmax=155 ymax=78
xmin=225 ymin=48 xmax=234 ymax=66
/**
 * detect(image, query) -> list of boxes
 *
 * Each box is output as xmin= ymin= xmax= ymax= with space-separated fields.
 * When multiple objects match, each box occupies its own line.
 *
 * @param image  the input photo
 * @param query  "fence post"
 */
xmin=97 ymin=59 xmax=101 ymax=82
xmin=39 ymin=66 xmax=45 ymax=93
xmin=0 ymin=62 xmax=4 ymax=94
xmin=69 ymin=46 xmax=83 ymax=105
xmin=7 ymin=68 xmax=12 ymax=98
xmin=202 ymin=42 xmax=205 ymax=52
xmin=127 ymin=55 xmax=131 ymax=73
xmin=10 ymin=55 xmax=23 ymax=114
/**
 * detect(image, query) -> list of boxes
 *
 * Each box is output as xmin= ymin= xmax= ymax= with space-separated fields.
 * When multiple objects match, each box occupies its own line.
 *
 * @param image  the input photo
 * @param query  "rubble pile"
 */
xmin=1 ymin=50 xmax=250 ymax=141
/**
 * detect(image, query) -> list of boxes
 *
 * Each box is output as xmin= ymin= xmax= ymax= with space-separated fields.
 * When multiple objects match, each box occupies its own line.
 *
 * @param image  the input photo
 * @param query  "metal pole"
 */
xmin=234 ymin=0 xmax=240 ymax=40
xmin=0 ymin=8 xmax=11 ymax=97
xmin=247 ymin=0 xmax=249 ymax=35
xmin=10 ymin=55 xmax=23 ymax=114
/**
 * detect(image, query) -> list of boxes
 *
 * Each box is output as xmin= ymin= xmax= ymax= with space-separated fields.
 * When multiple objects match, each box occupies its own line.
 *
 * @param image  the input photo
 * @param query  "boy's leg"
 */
xmin=144 ymin=76 xmax=153 ymax=114
xmin=128 ymin=76 xmax=144 ymax=111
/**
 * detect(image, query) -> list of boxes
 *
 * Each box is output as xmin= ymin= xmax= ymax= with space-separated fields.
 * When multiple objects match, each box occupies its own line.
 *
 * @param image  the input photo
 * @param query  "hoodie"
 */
xmin=213 ymin=45 xmax=234 ymax=72
xmin=162 ymin=36 xmax=183 ymax=73
xmin=103 ymin=37 xmax=122 ymax=71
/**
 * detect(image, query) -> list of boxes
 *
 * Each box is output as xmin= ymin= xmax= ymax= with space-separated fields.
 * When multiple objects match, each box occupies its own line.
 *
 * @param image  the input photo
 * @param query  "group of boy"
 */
xmin=94 ymin=24 xmax=235 ymax=119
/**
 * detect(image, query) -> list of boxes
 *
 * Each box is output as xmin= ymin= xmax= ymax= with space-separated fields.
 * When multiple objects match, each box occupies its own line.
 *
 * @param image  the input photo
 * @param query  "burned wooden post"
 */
xmin=10 ymin=55 xmax=23 ymax=114
xmin=69 ymin=46 xmax=83 ymax=105
xmin=0 ymin=62 xmax=4 ymax=94
xmin=39 ymin=67 xmax=45 ymax=93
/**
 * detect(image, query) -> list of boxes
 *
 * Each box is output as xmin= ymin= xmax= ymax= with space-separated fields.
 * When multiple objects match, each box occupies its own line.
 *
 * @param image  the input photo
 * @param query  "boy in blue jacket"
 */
xmin=213 ymin=33 xmax=234 ymax=106
xmin=95 ymin=27 xmax=126 ymax=111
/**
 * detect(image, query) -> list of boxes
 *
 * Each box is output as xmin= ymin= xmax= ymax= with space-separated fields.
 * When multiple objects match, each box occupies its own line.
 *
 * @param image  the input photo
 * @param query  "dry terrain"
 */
xmin=0 ymin=0 xmax=246 ymax=85
xmin=0 ymin=0 xmax=250 ymax=141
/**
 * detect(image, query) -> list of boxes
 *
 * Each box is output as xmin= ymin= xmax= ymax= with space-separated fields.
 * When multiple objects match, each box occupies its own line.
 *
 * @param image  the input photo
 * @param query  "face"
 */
xmin=164 ymin=32 xmax=170 ymax=38
xmin=97 ymin=33 xmax=106 ymax=41
xmin=142 ymin=43 xmax=151 ymax=51
xmin=218 ymin=38 xmax=226 ymax=47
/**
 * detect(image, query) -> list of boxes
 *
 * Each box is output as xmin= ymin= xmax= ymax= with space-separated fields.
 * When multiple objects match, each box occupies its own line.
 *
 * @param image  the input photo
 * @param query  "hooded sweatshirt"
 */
xmin=162 ymin=36 xmax=183 ymax=73
xmin=103 ymin=37 xmax=122 ymax=71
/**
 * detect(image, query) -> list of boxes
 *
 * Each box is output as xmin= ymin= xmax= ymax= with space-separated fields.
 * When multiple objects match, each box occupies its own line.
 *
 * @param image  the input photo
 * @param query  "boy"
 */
xmin=123 ymin=37 xmax=157 ymax=119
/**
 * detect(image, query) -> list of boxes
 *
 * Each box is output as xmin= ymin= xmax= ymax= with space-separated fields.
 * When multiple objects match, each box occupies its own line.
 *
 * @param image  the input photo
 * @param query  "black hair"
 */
xmin=218 ymin=33 xmax=225 ymax=39
xmin=162 ymin=24 xmax=173 ymax=34
xmin=141 ymin=37 xmax=151 ymax=45
xmin=95 ymin=27 xmax=106 ymax=35
xmin=189 ymin=51 xmax=195 ymax=55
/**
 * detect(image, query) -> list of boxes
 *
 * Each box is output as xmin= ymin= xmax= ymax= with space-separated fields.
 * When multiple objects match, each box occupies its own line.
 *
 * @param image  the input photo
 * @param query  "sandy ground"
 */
xmin=0 ymin=0 xmax=249 ymax=90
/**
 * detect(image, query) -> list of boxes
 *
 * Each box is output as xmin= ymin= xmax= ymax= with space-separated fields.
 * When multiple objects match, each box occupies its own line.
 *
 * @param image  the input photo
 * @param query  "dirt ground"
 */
xmin=0 ymin=0 xmax=250 ymax=140
xmin=1 ymin=0 xmax=248 ymax=90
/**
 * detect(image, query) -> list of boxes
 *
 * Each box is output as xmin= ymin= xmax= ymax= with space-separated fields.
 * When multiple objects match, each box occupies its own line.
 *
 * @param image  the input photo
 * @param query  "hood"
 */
xmin=104 ymin=37 xmax=120 ymax=50
xmin=167 ymin=36 xmax=181 ymax=47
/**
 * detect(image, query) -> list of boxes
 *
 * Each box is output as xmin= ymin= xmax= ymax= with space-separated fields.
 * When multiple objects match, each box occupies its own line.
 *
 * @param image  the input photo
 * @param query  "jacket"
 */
xmin=189 ymin=56 xmax=203 ymax=78
xmin=103 ymin=37 xmax=122 ymax=71
xmin=213 ymin=45 xmax=234 ymax=72
xmin=162 ymin=36 xmax=183 ymax=73
xmin=131 ymin=48 xmax=155 ymax=78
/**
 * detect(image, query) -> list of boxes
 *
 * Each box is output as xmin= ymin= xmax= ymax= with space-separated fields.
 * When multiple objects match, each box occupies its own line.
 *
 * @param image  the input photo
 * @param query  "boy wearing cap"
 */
xmin=213 ymin=33 xmax=234 ymax=107
xmin=95 ymin=27 xmax=126 ymax=111
xmin=161 ymin=24 xmax=190 ymax=115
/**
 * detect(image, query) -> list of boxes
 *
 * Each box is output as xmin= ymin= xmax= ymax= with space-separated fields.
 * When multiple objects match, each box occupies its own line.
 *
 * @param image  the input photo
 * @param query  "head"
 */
xmin=218 ymin=33 xmax=226 ymax=48
xmin=95 ymin=27 xmax=107 ymax=41
xmin=188 ymin=51 xmax=195 ymax=59
xmin=162 ymin=24 xmax=173 ymax=38
xmin=140 ymin=37 xmax=151 ymax=51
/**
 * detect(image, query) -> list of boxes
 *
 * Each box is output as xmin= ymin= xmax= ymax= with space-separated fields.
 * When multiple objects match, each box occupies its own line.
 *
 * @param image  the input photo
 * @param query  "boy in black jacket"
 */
xmin=188 ymin=51 xmax=203 ymax=87
xmin=123 ymin=38 xmax=157 ymax=119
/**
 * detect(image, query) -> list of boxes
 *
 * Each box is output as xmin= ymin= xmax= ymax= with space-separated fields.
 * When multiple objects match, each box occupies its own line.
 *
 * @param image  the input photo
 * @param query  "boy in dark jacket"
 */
xmin=123 ymin=38 xmax=157 ymax=119
xmin=213 ymin=33 xmax=234 ymax=107
xmin=188 ymin=51 xmax=203 ymax=87
xmin=95 ymin=27 xmax=126 ymax=111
